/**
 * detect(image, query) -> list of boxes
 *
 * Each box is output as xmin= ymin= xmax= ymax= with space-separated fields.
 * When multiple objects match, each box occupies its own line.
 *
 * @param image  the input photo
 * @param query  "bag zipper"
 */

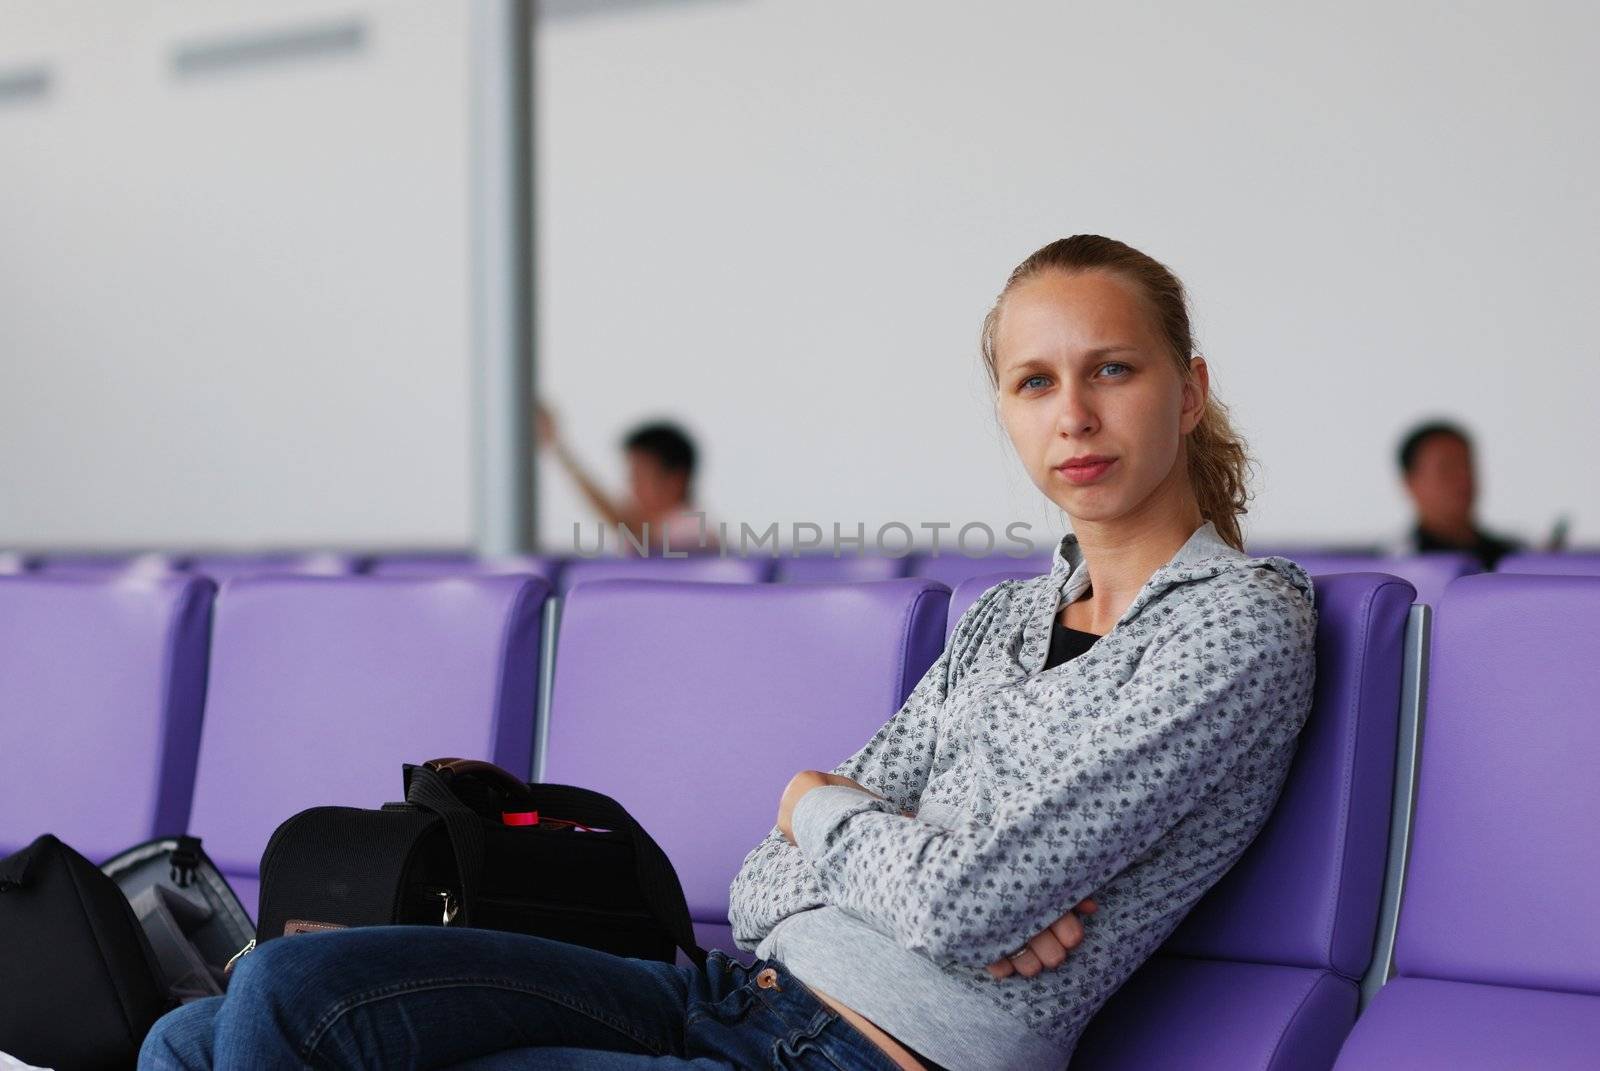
xmin=223 ymin=938 xmax=256 ymax=976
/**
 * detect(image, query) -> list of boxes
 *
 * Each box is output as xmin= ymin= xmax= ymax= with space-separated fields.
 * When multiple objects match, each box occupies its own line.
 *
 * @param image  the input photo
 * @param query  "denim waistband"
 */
xmin=712 ymin=951 xmax=951 ymax=1071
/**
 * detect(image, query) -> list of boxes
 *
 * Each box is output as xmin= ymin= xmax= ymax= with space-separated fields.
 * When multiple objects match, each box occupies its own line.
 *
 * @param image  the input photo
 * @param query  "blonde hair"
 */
xmin=979 ymin=235 xmax=1253 ymax=552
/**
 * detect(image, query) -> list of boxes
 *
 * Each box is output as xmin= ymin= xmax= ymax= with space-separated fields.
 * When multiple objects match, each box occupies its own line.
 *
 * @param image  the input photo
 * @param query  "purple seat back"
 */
xmin=0 ymin=575 xmax=214 ymax=860
xmin=370 ymin=554 xmax=562 ymax=586
xmin=557 ymin=555 xmax=771 ymax=594
xmin=542 ymin=578 xmax=948 ymax=944
xmin=1280 ymin=552 xmax=1478 ymax=606
xmin=1496 ymin=551 xmax=1600 ymax=576
xmin=907 ymin=550 xmax=1054 ymax=591
xmin=1334 ymin=573 xmax=1600 ymax=1069
xmin=186 ymin=575 xmax=548 ymax=914
xmin=771 ymin=554 xmax=908 ymax=583
xmin=1395 ymin=575 xmax=1600 ymax=989
xmin=187 ymin=552 xmax=357 ymax=582
xmin=1074 ymin=573 xmax=1414 ymax=1070
xmin=34 ymin=553 xmax=179 ymax=577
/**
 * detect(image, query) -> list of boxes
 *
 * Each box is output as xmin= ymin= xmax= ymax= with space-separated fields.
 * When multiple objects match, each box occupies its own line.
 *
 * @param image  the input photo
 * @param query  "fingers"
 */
xmin=990 ymin=902 xmax=1100 ymax=982
xmin=1026 ymin=930 xmax=1068 ymax=971
xmin=1000 ymin=929 xmax=1069 ymax=980
xmin=1048 ymin=912 xmax=1085 ymax=952
xmin=1006 ymin=946 xmax=1044 ymax=978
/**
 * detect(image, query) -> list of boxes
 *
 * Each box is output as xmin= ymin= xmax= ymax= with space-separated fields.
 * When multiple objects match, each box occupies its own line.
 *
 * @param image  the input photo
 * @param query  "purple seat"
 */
xmin=185 ymin=575 xmax=548 ymax=918
xmin=557 ymin=555 xmax=771 ymax=594
xmin=187 ymin=552 xmax=358 ymax=582
xmin=34 ymin=552 xmax=179 ymax=576
xmin=369 ymin=554 xmax=563 ymax=586
xmin=1278 ymin=552 xmax=1478 ymax=606
xmin=1332 ymin=575 xmax=1600 ymax=1070
xmin=1074 ymin=573 xmax=1414 ymax=1071
xmin=907 ymin=549 xmax=1054 ymax=591
xmin=0 ymin=575 xmax=214 ymax=860
xmin=771 ymin=554 xmax=908 ymax=583
xmin=541 ymin=578 xmax=949 ymax=955
xmin=1495 ymin=551 xmax=1600 ymax=576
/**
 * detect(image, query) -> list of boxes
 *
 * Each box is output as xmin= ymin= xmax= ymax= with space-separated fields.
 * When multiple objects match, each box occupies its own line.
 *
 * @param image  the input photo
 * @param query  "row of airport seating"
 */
xmin=0 ymin=547 xmax=1056 ymax=592
xmin=0 ymin=565 xmax=1595 ymax=1068
xmin=5 ymin=544 xmax=1600 ymax=601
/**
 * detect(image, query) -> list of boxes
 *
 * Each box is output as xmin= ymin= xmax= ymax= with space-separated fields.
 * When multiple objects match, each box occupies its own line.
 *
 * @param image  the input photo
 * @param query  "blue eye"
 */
xmin=1099 ymin=362 xmax=1131 ymax=378
xmin=1020 ymin=374 xmax=1051 ymax=391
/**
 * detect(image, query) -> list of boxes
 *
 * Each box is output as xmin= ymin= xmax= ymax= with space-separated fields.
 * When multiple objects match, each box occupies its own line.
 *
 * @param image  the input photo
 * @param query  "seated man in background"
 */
xmin=536 ymin=403 xmax=717 ymax=555
xmin=1395 ymin=420 xmax=1522 ymax=570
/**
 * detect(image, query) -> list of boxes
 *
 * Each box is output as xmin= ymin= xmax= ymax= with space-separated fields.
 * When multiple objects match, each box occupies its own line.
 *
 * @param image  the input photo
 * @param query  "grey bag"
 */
xmin=100 ymin=835 xmax=257 ymax=1002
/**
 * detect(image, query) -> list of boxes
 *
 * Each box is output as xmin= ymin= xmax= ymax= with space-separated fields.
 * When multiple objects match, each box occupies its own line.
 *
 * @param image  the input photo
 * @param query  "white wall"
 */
xmin=536 ymin=0 xmax=1600 ymax=551
xmin=0 ymin=0 xmax=477 ymax=548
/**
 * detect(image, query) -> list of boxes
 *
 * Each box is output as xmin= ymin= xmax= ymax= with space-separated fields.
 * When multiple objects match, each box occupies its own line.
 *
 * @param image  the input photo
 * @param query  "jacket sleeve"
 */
xmin=789 ymin=578 xmax=1317 ymax=968
xmin=726 ymin=581 xmax=1014 ymax=951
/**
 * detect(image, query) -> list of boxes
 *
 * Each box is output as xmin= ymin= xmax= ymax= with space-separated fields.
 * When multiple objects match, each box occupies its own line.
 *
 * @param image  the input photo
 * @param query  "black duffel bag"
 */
xmin=246 ymin=759 xmax=704 ymax=970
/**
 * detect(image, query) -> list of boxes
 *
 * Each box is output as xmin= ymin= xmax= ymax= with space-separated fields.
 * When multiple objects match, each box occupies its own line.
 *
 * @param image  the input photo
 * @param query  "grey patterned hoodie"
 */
xmin=727 ymin=521 xmax=1317 ymax=1070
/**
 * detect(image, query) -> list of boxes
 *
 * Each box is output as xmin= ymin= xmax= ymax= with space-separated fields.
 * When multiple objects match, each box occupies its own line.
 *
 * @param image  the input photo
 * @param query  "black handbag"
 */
xmin=248 ymin=759 xmax=705 ymax=969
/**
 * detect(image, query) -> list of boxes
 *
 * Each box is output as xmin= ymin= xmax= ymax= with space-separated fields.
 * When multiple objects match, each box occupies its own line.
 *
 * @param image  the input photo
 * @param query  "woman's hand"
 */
xmin=777 ymin=771 xmax=887 ymax=845
xmin=985 ymin=898 xmax=1099 ymax=980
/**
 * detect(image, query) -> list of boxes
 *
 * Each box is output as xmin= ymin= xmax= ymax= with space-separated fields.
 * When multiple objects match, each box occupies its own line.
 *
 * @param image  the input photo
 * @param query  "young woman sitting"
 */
xmin=140 ymin=235 xmax=1316 ymax=1070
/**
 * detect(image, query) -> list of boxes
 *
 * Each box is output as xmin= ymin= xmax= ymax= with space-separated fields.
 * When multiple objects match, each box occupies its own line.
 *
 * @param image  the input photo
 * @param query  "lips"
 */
xmin=1056 ymin=457 xmax=1117 ymax=486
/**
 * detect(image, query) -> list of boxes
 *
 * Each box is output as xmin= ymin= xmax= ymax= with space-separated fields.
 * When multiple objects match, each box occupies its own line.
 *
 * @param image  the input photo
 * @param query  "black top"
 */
xmin=1044 ymin=620 xmax=1102 ymax=669
xmin=1412 ymin=524 xmax=1522 ymax=571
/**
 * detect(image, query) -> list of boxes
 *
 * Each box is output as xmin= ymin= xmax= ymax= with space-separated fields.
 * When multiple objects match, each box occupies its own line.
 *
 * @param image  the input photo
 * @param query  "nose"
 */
xmin=1054 ymin=384 xmax=1098 ymax=438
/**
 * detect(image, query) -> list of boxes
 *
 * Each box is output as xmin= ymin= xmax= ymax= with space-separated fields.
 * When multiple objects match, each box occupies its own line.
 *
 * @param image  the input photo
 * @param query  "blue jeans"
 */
xmin=138 ymin=926 xmax=906 ymax=1070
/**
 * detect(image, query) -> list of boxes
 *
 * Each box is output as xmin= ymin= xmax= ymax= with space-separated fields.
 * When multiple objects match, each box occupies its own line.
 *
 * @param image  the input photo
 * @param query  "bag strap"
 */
xmin=528 ymin=782 xmax=707 ymax=968
xmin=402 ymin=764 xmax=706 ymax=966
xmin=402 ymin=764 xmax=486 ymax=928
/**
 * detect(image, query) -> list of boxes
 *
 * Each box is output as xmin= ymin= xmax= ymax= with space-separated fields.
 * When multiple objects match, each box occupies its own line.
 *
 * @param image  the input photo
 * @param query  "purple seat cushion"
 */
xmin=1074 ymin=959 xmax=1356 ymax=1071
xmin=542 ymin=578 xmax=948 ymax=928
xmin=1333 ymin=977 xmax=1600 ymax=1070
xmin=369 ymin=554 xmax=562 ymax=585
xmin=0 ymin=575 xmax=214 ymax=860
xmin=186 ymin=575 xmax=547 ymax=893
xmin=908 ymin=550 xmax=1054 ymax=591
xmin=1393 ymin=574 xmax=1600 ymax=991
xmin=558 ymin=556 xmax=771 ymax=594
xmin=772 ymin=555 xmax=908 ymax=583
xmin=188 ymin=553 xmax=357 ymax=581
xmin=1495 ymin=552 xmax=1600 ymax=576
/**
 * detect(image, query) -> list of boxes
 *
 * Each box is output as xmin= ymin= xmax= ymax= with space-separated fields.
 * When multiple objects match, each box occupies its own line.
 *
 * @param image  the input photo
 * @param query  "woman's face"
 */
xmin=992 ymin=269 xmax=1208 ymax=531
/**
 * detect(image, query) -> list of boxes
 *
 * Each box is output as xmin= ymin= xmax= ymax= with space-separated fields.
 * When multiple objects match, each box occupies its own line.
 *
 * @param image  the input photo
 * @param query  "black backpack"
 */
xmin=0 ymin=833 xmax=253 ymax=1071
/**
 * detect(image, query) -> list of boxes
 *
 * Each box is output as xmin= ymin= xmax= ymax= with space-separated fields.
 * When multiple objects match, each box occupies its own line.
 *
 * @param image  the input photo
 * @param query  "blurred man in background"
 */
xmin=536 ymin=403 xmax=716 ymax=555
xmin=1396 ymin=420 xmax=1522 ymax=570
